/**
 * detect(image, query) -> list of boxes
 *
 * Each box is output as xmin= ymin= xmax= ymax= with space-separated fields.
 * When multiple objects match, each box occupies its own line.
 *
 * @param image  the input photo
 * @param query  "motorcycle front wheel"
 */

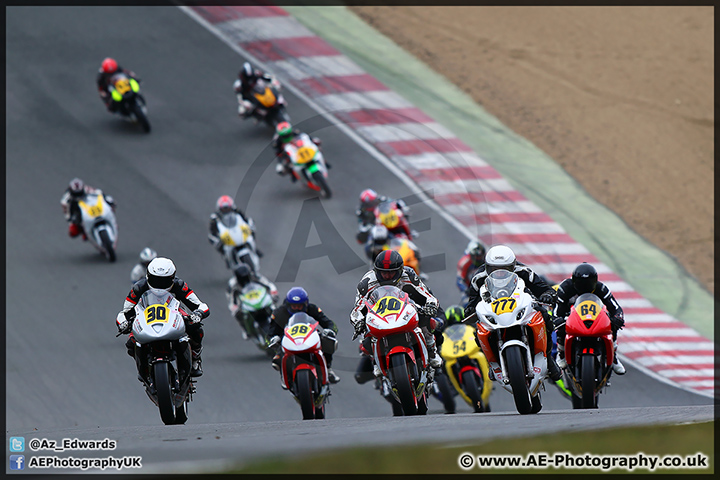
xmin=153 ymin=362 xmax=176 ymax=425
xmin=581 ymin=354 xmax=598 ymax=409
xmin=389 ymin=354 xmax=417 ymax=416
xmin=461 ymin=370 xmax=485 ymax=413
xmin=311 ymin=171 xmax=332 ymax=199
xmin=295 ymin=369 xmax=315 ymax=420
xmin=133 ymin=100 xmax=151 ymax=133
xmin=504 ymin=345 xmax=533 ymax=415
xmin=98 ymin=229 xmax=116 ymax=263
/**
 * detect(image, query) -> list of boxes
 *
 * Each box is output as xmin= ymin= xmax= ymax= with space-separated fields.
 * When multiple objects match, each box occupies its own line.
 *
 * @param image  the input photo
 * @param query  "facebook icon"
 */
xmin=9 ymin=455 xmax=25 ymax=470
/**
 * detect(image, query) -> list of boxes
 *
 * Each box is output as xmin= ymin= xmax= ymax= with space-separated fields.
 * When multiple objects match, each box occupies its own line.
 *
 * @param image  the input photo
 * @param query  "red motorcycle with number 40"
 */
xmin=363 ymin=285 xmax=431 ymax=416
xmin=562 ymin=293 xmax=615 ymax=409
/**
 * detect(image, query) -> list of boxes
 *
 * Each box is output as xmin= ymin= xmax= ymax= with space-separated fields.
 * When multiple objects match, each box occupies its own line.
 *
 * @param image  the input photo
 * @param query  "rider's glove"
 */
xmin=188 ymin=310 xmax=204 ymax=324
xmin=420 ymin=303 xmax=438 ymax=317
xmin=117 ymin=320 xmax=131 ymax=334
xmin=321 ymin=329 xmax=337 ymax=339
xmin=610 ymin=314 xmax=625 ymax=331
xmin=538 ymin=291 xmax=555 ymax=306
xmin=271 ymin=354 xmax=281 ymax=371
xmin=268 ymin=335 xmax=281 ymax=349
xmin=351 ymin=321 xmax=367 ymax=341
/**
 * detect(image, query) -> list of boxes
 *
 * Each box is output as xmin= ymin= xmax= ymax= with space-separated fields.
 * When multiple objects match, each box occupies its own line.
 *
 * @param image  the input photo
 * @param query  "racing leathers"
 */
xmin=465 ymin=262 xmax=562 ymax=381
xmin=207 ymin=207 xmax=260 ymax=265
xmin=60 ymin=185 xmax=115 ymax=240
xmin=97 ymin=66 xmax=138 ymax=112
xmin=350 ymin=266 xmax=442 ymax=378
xmin=554 ymin=278 xmax=626 ymax=374
xmin=115 ymin=278 xmax=210 ymax=379
xmin=267 ymin=300 xmax=340 ymax=383
xmin=226 ymin=273 xmax=279 ymax=327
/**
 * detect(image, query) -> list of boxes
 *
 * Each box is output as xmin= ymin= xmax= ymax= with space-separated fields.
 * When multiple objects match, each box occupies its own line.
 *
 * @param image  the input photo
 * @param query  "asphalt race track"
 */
xmin=5 ymin=6 xmax=713 ymax=473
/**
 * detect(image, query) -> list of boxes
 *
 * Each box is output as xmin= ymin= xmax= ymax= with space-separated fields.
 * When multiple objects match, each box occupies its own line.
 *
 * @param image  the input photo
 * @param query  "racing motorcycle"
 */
xmin=438 ymin=323 xmax=493 ymax=413
xmin=365 ymin=228 xmax=422 ymax=276
xmin=374 ymin=201 xmax=412 ymax=240
xmin=78 ymin=190 xmax=118 ymax=262
xmin=228 ymin=276 xmax=276 ymax=355
xmin=107 ymin=72 xmax=150 ymax=133
xmin=238 ymin=76 xmax=290 ymax=128
xmin=279 ymin=133 xmax=332 ymax=198
xmin=362 ymin=285 xmax=432 ymax=416
xmin=561 ymin=293 xmax=615 ymax=409
xmin=473 ymin=270 xmax=549 ymax=415
xmin=214 ymin=212 xmax=260 ymax=274
xmin=278 ymin=313 xmax=336 ymax=420
xmin=126 ymin=290 xmax=195 ymax=425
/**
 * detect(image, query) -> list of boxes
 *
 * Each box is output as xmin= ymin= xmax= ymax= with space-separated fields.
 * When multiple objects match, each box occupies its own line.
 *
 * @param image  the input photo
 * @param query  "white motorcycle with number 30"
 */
xmin=78 ymin=191 xmax=118 ymax=262
xmin=131 ymin=290 xmax=195 ymax=425
xmin=215 ymin=212 xmax=260 ymax=274
xmin=474 ymin=270 xmax=549 ymax=415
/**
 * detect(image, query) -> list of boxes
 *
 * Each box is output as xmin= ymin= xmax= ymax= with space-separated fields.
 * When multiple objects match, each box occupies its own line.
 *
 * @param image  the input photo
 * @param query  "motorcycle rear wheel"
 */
xmin=581 ymin=355 xmax=598 ymax=409
xmin=389 ymin=354 xmax=417 ymax=416
xmin=296 ymin=369 xmax=315 ymax=420
xmin=461 ymin=371 xmax=485 ymax=413
xmin=505 ymin=345 xmax=533 ymax=415
xmin=98 ymin=229 xmax=116 ymax=263
xmin=311 ymin=171 xmax=332 ymax=199
xmin=153 ymin=362 xmax=176 ymax=425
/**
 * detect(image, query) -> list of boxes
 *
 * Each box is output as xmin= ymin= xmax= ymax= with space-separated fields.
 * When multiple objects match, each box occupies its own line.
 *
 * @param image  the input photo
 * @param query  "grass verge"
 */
xmin=228 ymin=421 xmax=713 ymax=474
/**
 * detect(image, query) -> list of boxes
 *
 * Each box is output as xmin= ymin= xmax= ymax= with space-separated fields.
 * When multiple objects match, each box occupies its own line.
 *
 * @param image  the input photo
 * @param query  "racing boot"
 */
xmin=190 ymin=347 xmax=203 ymax=377
xmin=327 ymin=369 xmax=340 ymax=384
xmin=612 ymin=341 xmax=626 ymax=375
xmin=556 ymin=344 xmax=567 ymax=369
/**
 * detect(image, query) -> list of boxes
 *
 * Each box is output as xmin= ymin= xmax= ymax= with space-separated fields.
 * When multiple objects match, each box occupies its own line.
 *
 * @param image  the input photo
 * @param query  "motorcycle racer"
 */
xmin=130 ymin=247 xmax=157 ymax=284
xmin=350 ymin=250 xmax=443 ymax=378
xmin=456 ymin=240 xmax=487 ymax=298
xmin=465 ymin=244 xmax=562 ymax=381
xmin=96 ymin=57 xmax=139 ymax=113
xmin=60 ymin=177 xmax=115 ymax=241
xmin=554 ymin=262 xmax=626 ymax=375
xmin=116 ymin=257 xmax=210 ymax=379
xmin=208 ymin=195 xmax=262 ymax=261
xmin=271 ymin=121 xmax=326 ymax=181
xmin=268 ymin=287 xmax=340 ymax=383
xmin=355 ymin=189 xmax=410 ymax=244
xmin=233 ymin=61 xmax=274 ymax=118
xmin=226 ymin=263 xmax=279 ymax=326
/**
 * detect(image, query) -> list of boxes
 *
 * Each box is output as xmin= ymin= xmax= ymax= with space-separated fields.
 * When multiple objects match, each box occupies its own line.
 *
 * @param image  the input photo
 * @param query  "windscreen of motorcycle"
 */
xmin=484 ymin=270 xmax=519 ymax=299
xmin=218 ymin=214 xmax=252 ymax=246
xmin=567 ymin=293 xmax=611 ymax=335
xmin=376 ymin=202 xmax=401 ymax=229
xmin=109 ymin=73 xmax=133 ymax=101
xmin=282 ymin=312 xmax=320 ymax=352
xmin=444 ymin=323 xmax=469 ymax=342
xmin=78 ymin=193 xmax=104 ymax=220
xmin=240 ymin=282 xmax=272 ymax=311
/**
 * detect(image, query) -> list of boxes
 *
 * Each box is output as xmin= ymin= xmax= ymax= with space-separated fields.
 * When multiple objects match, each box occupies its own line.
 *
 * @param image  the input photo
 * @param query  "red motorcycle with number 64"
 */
xmin=562 ymin=293 xmax=615 ymax=409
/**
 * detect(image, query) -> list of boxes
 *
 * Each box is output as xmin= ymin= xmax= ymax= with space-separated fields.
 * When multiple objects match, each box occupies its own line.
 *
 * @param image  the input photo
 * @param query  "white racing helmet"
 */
xmin=139 ymin=247 xmax=157 ymax=267
xmin=485 ymin=245 xmax=516 ymax=275
xmin=146 ymin=257 xmax=176 ymax=293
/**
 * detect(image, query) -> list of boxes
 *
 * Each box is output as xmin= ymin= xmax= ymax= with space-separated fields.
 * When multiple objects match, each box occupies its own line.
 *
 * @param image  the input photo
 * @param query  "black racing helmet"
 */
xmin=572 ymin=262 xmax=598 ymax=294
xmin=234 ymin=263 xmax=253 ymax=287
xmin=373 ymin=250 xmax=404 ymax=286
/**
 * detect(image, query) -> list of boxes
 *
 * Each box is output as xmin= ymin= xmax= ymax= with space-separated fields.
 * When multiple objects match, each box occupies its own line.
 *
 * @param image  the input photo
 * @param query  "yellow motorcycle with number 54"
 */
xmin=434 ymin=306 xmax=492 ymax=413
